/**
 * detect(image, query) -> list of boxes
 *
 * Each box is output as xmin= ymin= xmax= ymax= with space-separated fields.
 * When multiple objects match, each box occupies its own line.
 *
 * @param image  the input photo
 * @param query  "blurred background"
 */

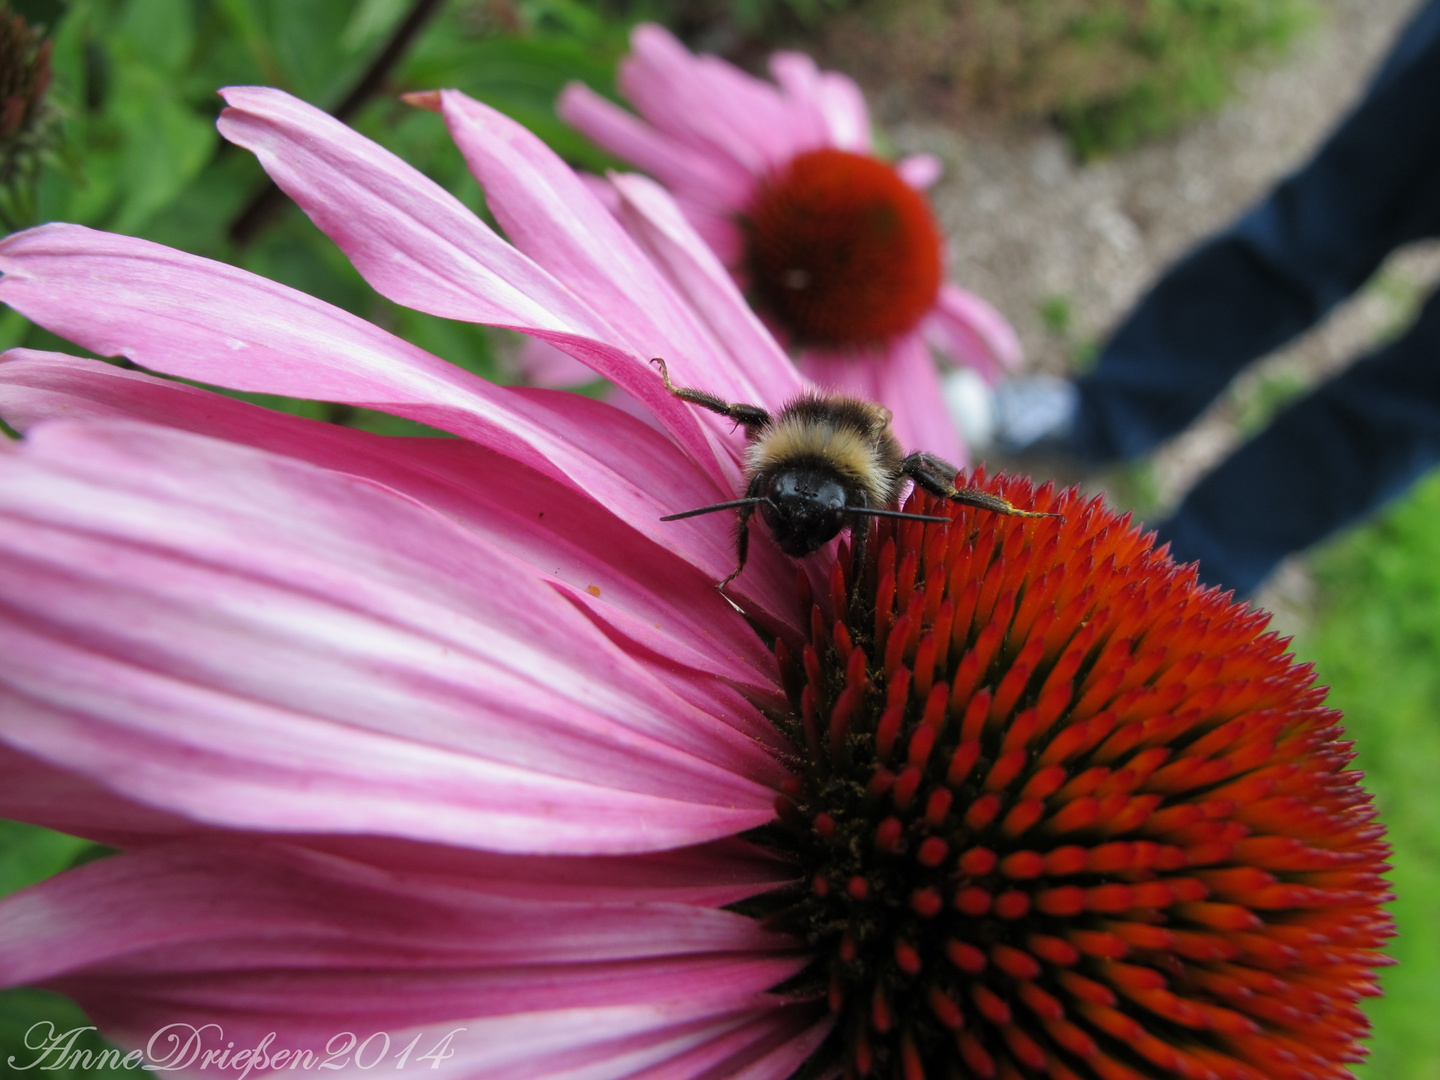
xmin=1 ymin=0 xmax=1436 ymax=1075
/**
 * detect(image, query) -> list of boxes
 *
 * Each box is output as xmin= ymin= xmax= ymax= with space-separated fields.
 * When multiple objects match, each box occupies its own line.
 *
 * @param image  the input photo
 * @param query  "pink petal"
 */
xmin=873 ymin=332 xmax=968 ymax=465
xmin=434 ymin=90 xmax=739 ymax=384
xmin=508 ymin=387 xmax=802 ymax=621
xmin=816 ymin=71 xmax=872 ymax=152
xmin=927 ymin=282 xmax=1024 ymax=381
xmin=1 ymin=842 xmax=798 ymax=984
xmin=675 ymin=196 xmax=747 ymax=266
xmin=0 ymin=742 xmax=200 ymax=847
xmin=214 ymin=87 xmax=724 ymax=476
xmin=0 ymin=351 xmax=787 ymax=691
xmin=765 ymin=51 xmax=831 ymax=152
xmin=607 ymin=172 xmax=805 ymax=409
xmin=621 ymin=1008 xmax=833 ymax=1080
xmin=512 ymin=336 xmax=601 ymax=387
xmin=579 ymin=167 xmax=623 ymax=211
xmin=295 ymin=834 xmax=796 ymax=907
xmin=557 ymin=81 xmax=752 ymax=208
xmin=897 ymin=153 xmax=943 ymax=190
xmin=0 ymin=230 xmax=797 ymax=606
xmin=0 ymin=725 xmax=794 ymax=902
xmin=0 ymin=419 xmax=789 ymax=853
xmin=374 ymin=1007 xmax=825 ymax=1080
xmin=0 ymin=225 xmax=499 ymax=411
xmin=620 ymin=25 xmax=805 ymax=174
xmin=1 ymin=842 xmax=811 ymax=1061
xmin=435 ymin=87 xmax=793 ymax=458
xmin=799 ymin=335 xmax=965 ymax=466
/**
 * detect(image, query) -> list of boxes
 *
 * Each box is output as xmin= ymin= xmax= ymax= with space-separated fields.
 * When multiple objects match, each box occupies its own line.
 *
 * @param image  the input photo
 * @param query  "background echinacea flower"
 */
xmin=557 ymin=23 xmax=1022 ymax=464
xmin=0 ymin=86 xmax=1391 ymax=1080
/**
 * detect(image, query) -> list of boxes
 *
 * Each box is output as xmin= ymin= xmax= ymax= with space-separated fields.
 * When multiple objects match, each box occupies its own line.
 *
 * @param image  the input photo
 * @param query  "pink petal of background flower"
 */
xmin=555 ymin=24 xmax=1027 ymax=464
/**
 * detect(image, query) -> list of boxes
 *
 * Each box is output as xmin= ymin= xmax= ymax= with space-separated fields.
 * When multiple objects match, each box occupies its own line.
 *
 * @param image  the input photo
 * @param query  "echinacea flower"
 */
xmin=0 ymin=86 xmax=1391 ymax=1080
xmin=556 ymin=24 xmax=1021 ymax=464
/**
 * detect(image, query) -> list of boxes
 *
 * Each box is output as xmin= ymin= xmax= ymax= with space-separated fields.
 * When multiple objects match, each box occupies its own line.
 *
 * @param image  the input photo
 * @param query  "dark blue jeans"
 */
xmin=1070 ymin=0 xmax=1440 ymax=596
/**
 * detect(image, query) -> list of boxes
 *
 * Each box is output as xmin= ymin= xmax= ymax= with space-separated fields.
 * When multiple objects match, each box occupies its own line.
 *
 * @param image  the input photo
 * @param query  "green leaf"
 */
xmin=109 ymin=79 xmax=217 ymax=234
xmin=114 ymin=0 xmax=194 ymax=74
xmin=0 ymin=819 xmax=95 ymax=897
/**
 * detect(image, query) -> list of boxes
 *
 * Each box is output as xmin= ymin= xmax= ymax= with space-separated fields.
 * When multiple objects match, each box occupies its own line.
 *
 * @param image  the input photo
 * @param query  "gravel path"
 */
xmin=875 ymin=0 xmax=1436 ymax=623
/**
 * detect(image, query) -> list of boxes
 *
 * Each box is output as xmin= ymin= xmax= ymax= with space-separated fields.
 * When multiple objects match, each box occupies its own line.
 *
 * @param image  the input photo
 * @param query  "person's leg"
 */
xmin=1155 ymin=289 xmax=1440 ymax=597
xmin=1068 ymin=0 xmax=1440 ymax=463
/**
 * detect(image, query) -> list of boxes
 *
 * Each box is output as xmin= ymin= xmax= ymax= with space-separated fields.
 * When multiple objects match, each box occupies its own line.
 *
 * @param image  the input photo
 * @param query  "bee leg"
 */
xmin=651 ymin=358 xmax=771 ymax=435
xmin=718 ymin=503 xmax=754 ymax=594
xmin=901 ymin=452 xmax=1062 ymax=519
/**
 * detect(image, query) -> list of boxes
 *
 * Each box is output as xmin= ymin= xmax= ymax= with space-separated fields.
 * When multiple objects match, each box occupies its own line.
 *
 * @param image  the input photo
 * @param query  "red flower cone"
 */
xmin=760 ymin=472 xmax=1391 ymax=1080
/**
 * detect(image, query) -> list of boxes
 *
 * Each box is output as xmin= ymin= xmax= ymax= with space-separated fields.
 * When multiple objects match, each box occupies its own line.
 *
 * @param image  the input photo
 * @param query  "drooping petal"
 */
xmin=869 ymin=332 xmax=967 ymax=465
xmin=926 ymin=281 xmax=1024 ymax=382
xmin=0 ymin=351 xmax=786 ymax=692
xmin=557 ymin=81 xmax=752 ymax=209
xmin=615 ymin=1008 xmax=833 ymax=1080
xmin=213 ymin=86 xmax=725 ymax=475
xmin=507 ymin=385 xmax=800 ymax=620
xmin=0 ymin=419 xmax=788 ymax=854
xmin=362 ymin=1006 xmax=828 ymax=1080
xmin=621 ymin=25 xmax=809 ymax=174
xmin=0 ymin=231 xmax=810 ymax=610
xmin=765 ymin=51 xmax=831 ymax=152
xmin=1 ymin=842 xmax=800 ymax=984
xmin=0 ymin=727 xmax=795 ymax=902
xmin=606 ymin=172 xmax=805 ymax=407
xmin=0 ymin=742 xmax=199 ymax=847
xmin=674 ymin=195 xmax=747 ymax=266
xmin=799 ymin=334 xmax=965 ymax=466
xmin=764 ymin=49 xmax=872 ymax=159
xmin=512 ymin=335 xmax=600 ymax=388
xmin=433 ymin=88 xmax=779 ymax=417
xmin=0 ymin=842 xmax=812 ymax=1061
xmin=815 ymin=70 xmax=872 ymax=152
xmin=896 ymin=153 xmax=942 ymax=190
xmin=292 ymin=834 xmax=797 ymax=908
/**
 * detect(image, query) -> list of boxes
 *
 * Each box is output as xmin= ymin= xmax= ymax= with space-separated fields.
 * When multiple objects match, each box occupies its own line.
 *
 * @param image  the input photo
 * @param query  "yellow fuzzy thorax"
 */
xmin=746 ymin=413 xmax=896 ymax=507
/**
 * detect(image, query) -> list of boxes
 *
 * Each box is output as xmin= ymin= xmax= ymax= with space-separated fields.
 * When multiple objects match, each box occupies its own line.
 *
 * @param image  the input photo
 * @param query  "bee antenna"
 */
xmin=660 ymin=498 xmax=771 ymax=522
xmin=850 ymin=507 xmax=952 ymax=524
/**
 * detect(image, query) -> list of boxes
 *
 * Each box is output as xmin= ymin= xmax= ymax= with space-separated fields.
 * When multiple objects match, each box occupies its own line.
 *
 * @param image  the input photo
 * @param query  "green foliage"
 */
xmin=822 ymin=0 xmax=1314 ymax=158
xmin=1297 ymin=472 xmax=1440 ymax=1078
xmin=646 ymin=0 xmax=858 ymax=36
xmin=1052 ymin=0 xmax=1314 ymax=158
xmin=1037 ymin=293 xmax=1073 ymax=336
xmin=4 ymin=0 xmax=639 ymax=398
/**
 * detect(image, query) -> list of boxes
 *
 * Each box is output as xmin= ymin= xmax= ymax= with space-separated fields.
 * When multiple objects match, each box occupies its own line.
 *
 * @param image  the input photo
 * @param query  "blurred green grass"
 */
xmin=1296 ymin=471 xmax=1440 ymax=1079
xmin=811 ymin=0 xmax=1314 ymax=158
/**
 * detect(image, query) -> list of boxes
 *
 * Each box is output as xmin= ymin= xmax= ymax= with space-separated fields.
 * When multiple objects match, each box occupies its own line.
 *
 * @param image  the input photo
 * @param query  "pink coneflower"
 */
xmin=0 ymin=87 xmax=1391 ymax=1080
xmin=557 ymin=24 xmax=1021 ymax=463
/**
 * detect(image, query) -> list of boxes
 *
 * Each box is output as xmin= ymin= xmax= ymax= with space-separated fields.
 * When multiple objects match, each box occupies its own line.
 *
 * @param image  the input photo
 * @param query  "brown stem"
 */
xmin=228 ymin=0 xmax=446 ymax=246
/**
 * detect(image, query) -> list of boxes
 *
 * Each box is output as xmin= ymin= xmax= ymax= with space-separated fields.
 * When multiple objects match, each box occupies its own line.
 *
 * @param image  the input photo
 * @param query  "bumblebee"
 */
xmin=653 ymin=358 xmax=1058 ymax=590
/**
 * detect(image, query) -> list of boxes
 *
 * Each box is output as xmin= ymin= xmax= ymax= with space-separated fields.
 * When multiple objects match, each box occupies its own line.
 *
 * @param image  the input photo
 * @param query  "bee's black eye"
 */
xmin=761 ymin=470 xmax=849 ymax=557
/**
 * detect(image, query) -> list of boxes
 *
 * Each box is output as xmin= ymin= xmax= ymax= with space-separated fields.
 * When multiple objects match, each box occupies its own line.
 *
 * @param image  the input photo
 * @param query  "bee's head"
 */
xmin=760 ymin=467 xmax=851 ymax=557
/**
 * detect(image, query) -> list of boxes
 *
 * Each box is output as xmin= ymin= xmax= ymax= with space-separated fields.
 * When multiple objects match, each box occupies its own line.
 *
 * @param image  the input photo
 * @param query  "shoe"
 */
xmin=944 ymin=370 xmax=1080 ymax=456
